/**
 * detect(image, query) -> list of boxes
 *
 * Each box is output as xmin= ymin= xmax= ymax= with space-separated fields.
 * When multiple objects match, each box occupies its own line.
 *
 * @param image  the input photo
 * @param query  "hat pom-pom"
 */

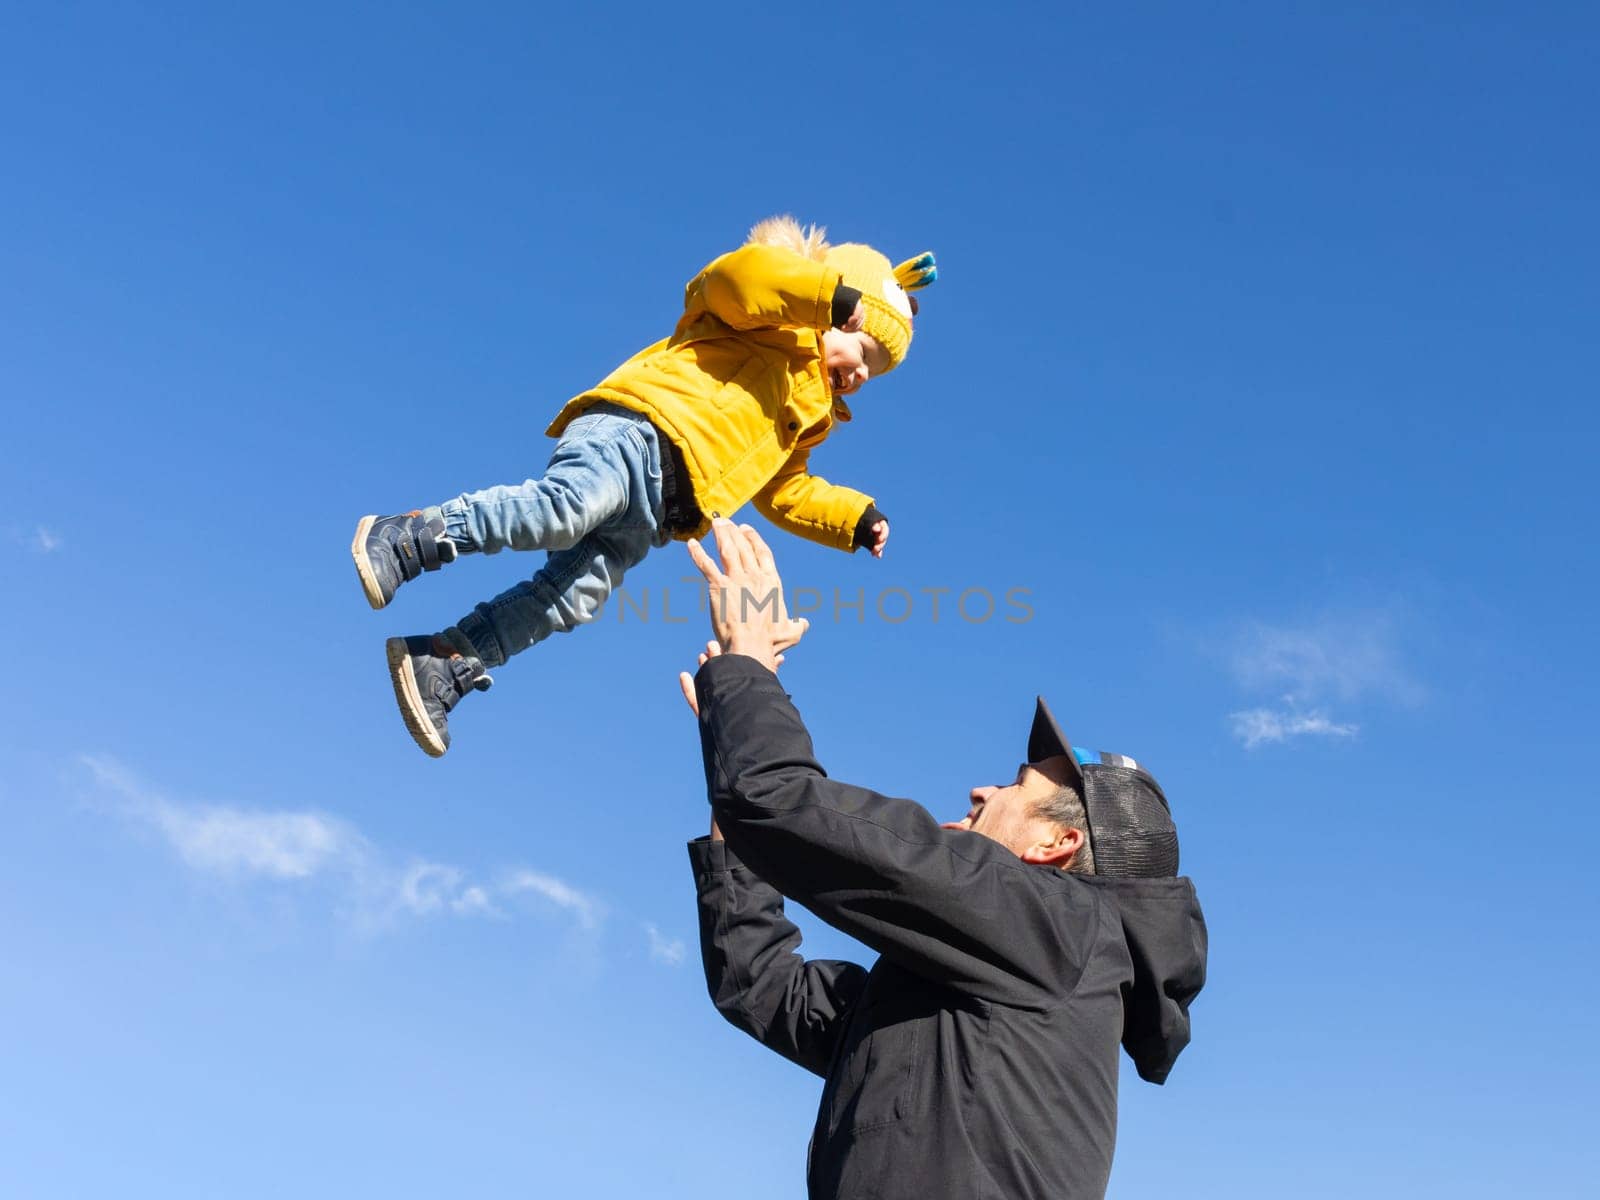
xmin=747 ymin=215 xmax=831 ymax=261
xmin=893 ymin=252 xmax=937 ymax=291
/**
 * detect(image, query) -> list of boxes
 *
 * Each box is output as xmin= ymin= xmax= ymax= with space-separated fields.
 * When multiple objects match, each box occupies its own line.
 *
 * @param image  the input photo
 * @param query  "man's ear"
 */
xmin=1021 ymin=826 xmax=1084 ymax=870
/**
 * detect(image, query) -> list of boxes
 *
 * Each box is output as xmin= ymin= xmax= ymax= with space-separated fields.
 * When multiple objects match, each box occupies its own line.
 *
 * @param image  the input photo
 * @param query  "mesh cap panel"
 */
xmin=1082 ymin=763 xmax=1180 ymax=878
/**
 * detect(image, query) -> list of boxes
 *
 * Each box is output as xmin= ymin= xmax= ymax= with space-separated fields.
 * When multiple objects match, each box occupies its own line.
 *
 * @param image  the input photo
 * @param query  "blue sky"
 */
xmin=3 ymin=2 xmax=1596 ymax=1196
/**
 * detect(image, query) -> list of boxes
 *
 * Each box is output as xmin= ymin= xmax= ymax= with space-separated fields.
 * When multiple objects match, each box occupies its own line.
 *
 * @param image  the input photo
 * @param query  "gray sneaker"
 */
xmin=386 ymin=635 xmax=493 ymax=757
xmin=352 ymin=511 xmax=457 ymax=610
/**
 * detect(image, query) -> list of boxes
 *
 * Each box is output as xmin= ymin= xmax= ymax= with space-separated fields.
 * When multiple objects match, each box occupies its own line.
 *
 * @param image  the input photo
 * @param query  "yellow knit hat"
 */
xmin=823 ymin=243 xmax=938 ymax=375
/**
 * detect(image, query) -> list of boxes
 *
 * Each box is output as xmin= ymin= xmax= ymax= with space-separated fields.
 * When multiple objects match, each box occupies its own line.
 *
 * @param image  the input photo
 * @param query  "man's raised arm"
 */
xmin=690 ymin=815 xmax=867 ymax=1078
xmin=682 ymin=652 xmax=866 ymax=1075
xmin=682 ymin=522 xmax=1098 ymax=1006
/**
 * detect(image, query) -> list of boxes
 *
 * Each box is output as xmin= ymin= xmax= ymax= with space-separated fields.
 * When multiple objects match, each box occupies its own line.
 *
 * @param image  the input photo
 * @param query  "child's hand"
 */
xmin=866 ymin=519 xmax=890 ymax=559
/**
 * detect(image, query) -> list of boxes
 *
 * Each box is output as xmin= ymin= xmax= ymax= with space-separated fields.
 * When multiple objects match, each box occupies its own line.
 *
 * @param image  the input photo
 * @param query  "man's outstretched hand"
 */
xmin=685 ymin=520 xmax=808 ymax=675
xmin=681 ymin=521 xmax=803 ymax=844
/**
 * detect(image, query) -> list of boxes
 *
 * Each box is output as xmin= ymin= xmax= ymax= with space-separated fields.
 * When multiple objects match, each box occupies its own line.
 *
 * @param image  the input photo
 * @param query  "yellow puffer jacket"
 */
xmin=545 ymin=243 xmax=873 ymax=551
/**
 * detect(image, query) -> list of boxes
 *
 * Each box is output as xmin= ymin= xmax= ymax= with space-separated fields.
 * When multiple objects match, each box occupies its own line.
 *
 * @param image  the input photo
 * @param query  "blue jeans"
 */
xmin=432 ymin=404 xmax=669 ymax=668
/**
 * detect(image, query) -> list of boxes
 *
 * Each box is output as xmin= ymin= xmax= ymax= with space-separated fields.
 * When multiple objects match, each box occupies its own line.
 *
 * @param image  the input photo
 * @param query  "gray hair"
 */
xmin=1031 ymin=785 xmax=1096 ymax=875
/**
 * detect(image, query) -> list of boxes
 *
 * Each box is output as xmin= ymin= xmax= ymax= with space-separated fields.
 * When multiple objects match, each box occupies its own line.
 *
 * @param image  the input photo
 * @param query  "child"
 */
xmin=351 ymin=216 xmax=936 ymax=756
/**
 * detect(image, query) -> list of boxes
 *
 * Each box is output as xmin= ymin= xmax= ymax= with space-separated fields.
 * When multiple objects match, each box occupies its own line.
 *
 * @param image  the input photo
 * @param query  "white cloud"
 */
xmin=1221 ymin=609 xmax=1420 ymax=750
xmin=1227 ymin=611 xmax=1421 ymax=707
xmin=645 ymin=923 xmax=686 ymax=967
xmin=85 ymin=753 xmax=366 ymax=877
xmin=157 ymin=807 xmax=351 ymax=878
xmin=79 ymin=755 xmax=592 ymax=935
xmin=452 ymin=885 xmax=496 ymax=917
xmin=9 ymin=524 xmax=64 ymax=553
xmin=397 ymin=862 xmax=468 ymax=915
xmin=503 ymin=869 xmax=603 ymax=931
xmin=1229 ymin=705 xmax=1359 ymax=749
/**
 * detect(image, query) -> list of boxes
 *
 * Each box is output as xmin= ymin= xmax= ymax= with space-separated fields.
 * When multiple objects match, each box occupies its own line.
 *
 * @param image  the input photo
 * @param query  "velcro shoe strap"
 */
xmin=446 ymin=655 xmax=491 ymax=697
xmin=395 ymin=532 xmax=425 ymax=582
xmin=416 ymin=526 xmax=444 ymax=572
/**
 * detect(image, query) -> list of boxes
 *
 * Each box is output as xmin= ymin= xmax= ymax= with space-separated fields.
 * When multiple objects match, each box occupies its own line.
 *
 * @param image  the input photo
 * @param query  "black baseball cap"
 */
xmin=1027 ymin=697 xmax=1180 ymax=878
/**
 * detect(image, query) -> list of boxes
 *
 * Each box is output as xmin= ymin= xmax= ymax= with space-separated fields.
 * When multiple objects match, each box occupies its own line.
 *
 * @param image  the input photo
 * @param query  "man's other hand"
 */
xmin=678 ymin=639 xmax=788 ymax=718
xmin=677 ymin=638 xmax=761 ymax=844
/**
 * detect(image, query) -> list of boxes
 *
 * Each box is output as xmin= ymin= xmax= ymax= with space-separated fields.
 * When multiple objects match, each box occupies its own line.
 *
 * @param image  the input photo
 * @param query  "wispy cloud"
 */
xmin=1229 ymin=705 xmax=1359 ymax=749
xmin=395 ymin=862 xmax=505 ymax=919
xmin=12 ymin=525 xmax=63 ymax=553
xmin=452 ymin=885 xmax=496 ymax=917
xmin=503 ymin=869 xmax=603 ymax=931
xmin=644 ymin=923 xmax=686 ymax=967
xmin=79 ymin=754 xmax=597 ymax=935
xmin=1226 ymin=611 xmax=1421 ymax=707
xmin=82 ymin=756 xmax=679 ymax=960
xmin=94 ymin=772 xmax=357 ymax=880
xmin=1221 ymin=609 xmax=1419 ymax=749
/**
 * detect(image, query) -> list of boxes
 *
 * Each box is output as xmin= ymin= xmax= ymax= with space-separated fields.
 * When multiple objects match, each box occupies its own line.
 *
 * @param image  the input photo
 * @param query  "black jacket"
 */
xmin=689 ymin=655 xmax=1207 ymax=1200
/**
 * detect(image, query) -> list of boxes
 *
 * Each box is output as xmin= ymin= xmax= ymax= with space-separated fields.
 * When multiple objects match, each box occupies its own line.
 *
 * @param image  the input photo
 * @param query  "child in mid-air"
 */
xmin=351 ymin=216 xmax=936 ymax=756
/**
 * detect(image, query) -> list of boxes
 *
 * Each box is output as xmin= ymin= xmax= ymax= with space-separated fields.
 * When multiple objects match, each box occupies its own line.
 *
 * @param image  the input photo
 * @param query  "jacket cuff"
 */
xmin=831 ymin=283 xmax=863 ymax=329
xmin=696 ymin=649 xmax=778 ymax=688
xmin=694 ymin=653 xmax=784 ymax=741
xmin=686 ymin=836 xmax=746 ymax=874
xmin=852 ymin=504 xmax=887 ymax=550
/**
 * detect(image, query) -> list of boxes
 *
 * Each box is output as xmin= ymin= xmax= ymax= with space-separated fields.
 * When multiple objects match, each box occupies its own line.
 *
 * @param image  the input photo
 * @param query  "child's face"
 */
xmin=821 ymin=329 xmax=891 ymax=396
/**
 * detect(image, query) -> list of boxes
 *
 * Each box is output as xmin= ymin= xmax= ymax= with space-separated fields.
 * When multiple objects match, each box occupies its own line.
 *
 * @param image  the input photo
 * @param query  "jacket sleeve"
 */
xmin=689 ymin=835 xmax=868 ymax=1078
xmin=694 ymin=655 xmax=1097 ymax=1006
xmin=752 ymin=446 xmax=875 ymax=552
xmin=692 ymin=244 xmax=839 ymax=332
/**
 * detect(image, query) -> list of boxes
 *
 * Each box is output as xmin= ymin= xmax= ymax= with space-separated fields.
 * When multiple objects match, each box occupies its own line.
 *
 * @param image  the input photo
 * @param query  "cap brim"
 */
xmin=1028 ymin=697 xmax=1084 ymax=790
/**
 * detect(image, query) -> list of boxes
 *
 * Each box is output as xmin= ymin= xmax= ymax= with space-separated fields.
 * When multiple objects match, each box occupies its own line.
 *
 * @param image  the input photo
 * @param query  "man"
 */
xmin=679 ymin=521 xmax=1208 ymax=1200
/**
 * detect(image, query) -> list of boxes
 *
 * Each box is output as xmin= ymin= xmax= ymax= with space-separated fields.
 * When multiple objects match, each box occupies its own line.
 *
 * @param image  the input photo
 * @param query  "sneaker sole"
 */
xmin=351 ymin=515 xmax=389 ymax=611
xmin=386 ymin=637 xmax=448 ymax=758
